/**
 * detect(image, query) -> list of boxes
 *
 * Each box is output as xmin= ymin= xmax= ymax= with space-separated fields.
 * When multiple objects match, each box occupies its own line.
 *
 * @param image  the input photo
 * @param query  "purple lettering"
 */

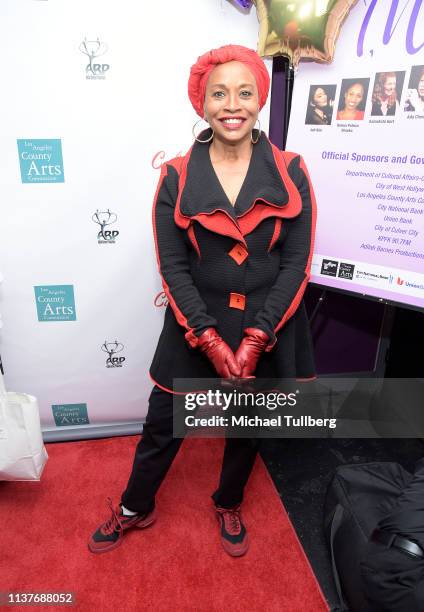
xmin=383 ymin=0 xmax=410 ymax=45
xmin=357 ymin=0 xmax=377 ymax=57
xmin=406 ymin=0 xmax=424 ymax=53
xmin=357 ymin=0 xmax=424 ymax=56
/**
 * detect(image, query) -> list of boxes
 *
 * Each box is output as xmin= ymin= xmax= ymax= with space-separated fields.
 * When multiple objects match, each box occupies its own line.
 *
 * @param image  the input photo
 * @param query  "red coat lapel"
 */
xmin=173 ymin=133 xmax=302 ymax=244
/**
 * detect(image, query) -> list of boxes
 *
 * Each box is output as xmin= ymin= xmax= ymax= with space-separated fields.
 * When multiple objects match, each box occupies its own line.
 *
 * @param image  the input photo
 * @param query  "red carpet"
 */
xmin=1 ymin=436 xmax=329 ymax=612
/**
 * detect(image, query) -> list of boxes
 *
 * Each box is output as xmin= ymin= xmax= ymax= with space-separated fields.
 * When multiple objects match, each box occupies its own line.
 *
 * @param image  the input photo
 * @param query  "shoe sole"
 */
xmin=221 ymin=533 xmax=249 ymax=557
xmin=88 ymin=508 xmax=157 ymax=554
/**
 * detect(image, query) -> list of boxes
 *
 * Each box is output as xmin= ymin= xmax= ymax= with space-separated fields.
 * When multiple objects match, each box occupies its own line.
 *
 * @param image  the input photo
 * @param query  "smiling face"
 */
xmin=383 ymin=75 xmax=397 ymax=98
xmin=313 ymin=87 xmax=328 ymax=107
xmin=203 ymin=61 xmax=259 ymax=145
xmin=344 ymin=83 xmax=364 ymax=110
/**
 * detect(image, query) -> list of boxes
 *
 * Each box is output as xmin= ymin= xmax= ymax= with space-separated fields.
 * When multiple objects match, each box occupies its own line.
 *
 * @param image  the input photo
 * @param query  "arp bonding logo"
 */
xmin=92 ymin=209 xmax=119 ymax=244
xmin=52 ymin=403 xmax=89 ymax=426
xmin=17 ymin=139 xmax=64 ymax=183
xmin=34 ymin=285 xmax=76 ymax=322
xmin=79 ymin=38 xmax=110 ymax=79
xmin=101 ymin=340 xmax=126 ymax=368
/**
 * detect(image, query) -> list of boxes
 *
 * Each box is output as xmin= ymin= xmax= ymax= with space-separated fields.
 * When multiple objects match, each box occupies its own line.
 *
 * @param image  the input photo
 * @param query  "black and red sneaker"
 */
xmin=215 ymin=504 xmax=249 ymax=556
xmin=88 ymin=498 xmax=156 ymax=554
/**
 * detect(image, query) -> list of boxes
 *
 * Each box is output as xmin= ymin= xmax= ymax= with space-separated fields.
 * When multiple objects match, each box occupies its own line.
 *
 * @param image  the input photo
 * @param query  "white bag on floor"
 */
xmin=0 ymin=391 xmax=48 ymax=481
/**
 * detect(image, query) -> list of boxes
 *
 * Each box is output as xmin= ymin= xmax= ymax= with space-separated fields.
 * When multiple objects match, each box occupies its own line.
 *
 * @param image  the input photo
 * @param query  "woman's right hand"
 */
xmin=197 ymin=328 xmax=241 ymax=379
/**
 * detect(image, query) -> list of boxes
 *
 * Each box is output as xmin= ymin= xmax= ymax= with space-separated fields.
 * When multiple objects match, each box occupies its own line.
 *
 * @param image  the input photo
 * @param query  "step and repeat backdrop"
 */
xmin=287 ymin=0 xmax=424 ymax=311
xmin=0 ymin=0 xmax=271 ymax=431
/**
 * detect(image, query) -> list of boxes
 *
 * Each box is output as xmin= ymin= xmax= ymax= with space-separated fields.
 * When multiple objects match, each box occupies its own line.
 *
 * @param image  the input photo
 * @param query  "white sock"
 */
xmin=121 ymin=504 xmax=138 ymax=516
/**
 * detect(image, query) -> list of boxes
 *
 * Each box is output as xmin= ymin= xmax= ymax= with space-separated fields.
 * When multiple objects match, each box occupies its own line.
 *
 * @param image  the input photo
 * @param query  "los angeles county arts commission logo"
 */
xmin=320 ymin=259 xmax=355 ymax=280
xmin=17 ymin=140 xmax=64 ymax=184
xmin=34 ymin=285 xmax=76 ymax=322
xmin=79 ymin=38 xmax=110 ymax=80
xmin=52 ymin=403 xmax=89 ymax=426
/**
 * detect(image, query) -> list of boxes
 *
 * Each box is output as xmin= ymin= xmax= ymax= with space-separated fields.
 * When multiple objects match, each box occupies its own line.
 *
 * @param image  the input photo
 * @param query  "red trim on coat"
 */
xmin=151 ymin=163 xmax=199 ymax=348
xmin=192 ymin=211 xmax=247 ymax=247
xmin=173 ymin=144 xmax=301 ymax=245
xmin=174 ymin=145 xmax=192 ymax=229
xmin=173 ymin=147 xmax=248 ymax=247
xmin=267 ymin=218 xmax=282 ymax=253
xmin=278 ymin=151 xmax=298 ymax=166
xmin=273 ymin=156 xmax=317 ymax=337
xmin=236 ymin=147 xmax=302 ymax=237
xmin=187 ymin=224 xmax=201 ymax=259
xmin=238 ymin=201 xmax=293 ymax=237
xmin=149 ymin=373 xmax=224 ymax=397
xmin=149 ymin=372 xmax=191 ymax=395
xmin=175 ymin=204 xmax=248 ymax=248
xmin=167 ymin=156 xmax=184 ymax=175
xmin=271 ymin=147 xmax=303 ymax=207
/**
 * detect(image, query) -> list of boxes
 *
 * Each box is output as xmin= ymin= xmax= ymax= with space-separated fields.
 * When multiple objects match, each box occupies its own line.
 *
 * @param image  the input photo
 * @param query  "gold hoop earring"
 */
xmin=192 ymin=119 xmax=214 ymax=143
xmin=251 ymin=119 xmax=261 ymax=144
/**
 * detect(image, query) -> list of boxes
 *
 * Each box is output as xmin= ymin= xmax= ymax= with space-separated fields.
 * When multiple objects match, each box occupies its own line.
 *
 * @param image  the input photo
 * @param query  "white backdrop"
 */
xmin=0 ymin=0 xmax=271 ymax=431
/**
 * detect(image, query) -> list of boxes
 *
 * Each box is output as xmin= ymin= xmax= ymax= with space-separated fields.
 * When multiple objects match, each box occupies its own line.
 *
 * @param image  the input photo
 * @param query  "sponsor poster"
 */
xmin=286 ymin=0 xmax=424 ymax=310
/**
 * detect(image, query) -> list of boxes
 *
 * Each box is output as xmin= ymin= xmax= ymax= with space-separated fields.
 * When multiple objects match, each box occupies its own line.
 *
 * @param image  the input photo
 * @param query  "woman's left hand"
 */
xmin=234 ymin=328 xmax=270 ymax=378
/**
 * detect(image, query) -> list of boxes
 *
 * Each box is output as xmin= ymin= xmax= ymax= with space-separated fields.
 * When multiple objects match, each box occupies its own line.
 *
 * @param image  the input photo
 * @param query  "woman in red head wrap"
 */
xmin=187 ymin=44 xmax=270 ymax=119
xmin=89 ymin=45 xmax=317 ymax=558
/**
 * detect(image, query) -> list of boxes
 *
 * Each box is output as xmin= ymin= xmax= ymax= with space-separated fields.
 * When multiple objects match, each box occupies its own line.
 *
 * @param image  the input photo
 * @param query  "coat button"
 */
xmin=228 ymin=243 xmax=248 ymax=265
xmin=229 ymin=293 xmax=246 ymax=310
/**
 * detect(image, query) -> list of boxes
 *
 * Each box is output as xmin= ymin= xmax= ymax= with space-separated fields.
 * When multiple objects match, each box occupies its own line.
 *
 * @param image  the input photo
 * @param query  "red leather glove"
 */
xmin=234 ymin=327 xmax=270 ymax=378
xmin=197 ymin=328 xmax=241 ymax=379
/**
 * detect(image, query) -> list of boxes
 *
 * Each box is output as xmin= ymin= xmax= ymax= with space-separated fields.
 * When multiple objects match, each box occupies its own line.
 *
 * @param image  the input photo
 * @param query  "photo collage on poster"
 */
xmin=304 ymin=65 xmax=424 ymax=126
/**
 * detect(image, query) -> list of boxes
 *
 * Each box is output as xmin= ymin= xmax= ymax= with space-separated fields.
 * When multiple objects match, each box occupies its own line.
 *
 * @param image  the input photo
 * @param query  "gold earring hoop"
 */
xmin=251 ymin=118 xmax=261 ymax=144
xmin=192 ymin=119 xmax=214 ymax=143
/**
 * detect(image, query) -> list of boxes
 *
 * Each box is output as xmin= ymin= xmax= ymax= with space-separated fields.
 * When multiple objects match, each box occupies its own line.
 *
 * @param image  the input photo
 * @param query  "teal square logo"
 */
xmin=52 ymin=403 xmax=89 ymax=426
xmin=17 ymin=139 xmax=64 ymax=183
xmin=34 ymin=285 xmax=76 ymax=321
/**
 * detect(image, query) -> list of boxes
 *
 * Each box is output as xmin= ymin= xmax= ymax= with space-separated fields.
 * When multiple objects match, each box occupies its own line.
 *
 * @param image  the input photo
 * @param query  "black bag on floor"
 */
xmin=324 ymin=462 xmax=412 ymax=611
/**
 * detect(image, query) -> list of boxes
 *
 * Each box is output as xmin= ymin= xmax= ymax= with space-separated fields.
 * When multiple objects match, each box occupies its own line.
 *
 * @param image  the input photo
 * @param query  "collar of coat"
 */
xmin=172 ymin=131 xmax=302 ymax=248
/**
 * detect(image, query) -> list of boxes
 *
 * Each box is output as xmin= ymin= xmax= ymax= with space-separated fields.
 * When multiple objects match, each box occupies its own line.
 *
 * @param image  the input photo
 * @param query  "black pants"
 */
xmin=121 ymin=385 xmax=260 ymax=514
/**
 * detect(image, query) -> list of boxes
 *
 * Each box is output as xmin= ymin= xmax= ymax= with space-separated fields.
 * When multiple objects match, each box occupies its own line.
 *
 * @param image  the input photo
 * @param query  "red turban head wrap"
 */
xmin=188 ymin=44 xmax=270 ymax=118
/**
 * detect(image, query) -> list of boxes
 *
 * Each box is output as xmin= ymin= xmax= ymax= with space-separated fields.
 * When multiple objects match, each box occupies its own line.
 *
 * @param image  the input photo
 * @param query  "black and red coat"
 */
xmin=149 ymin=131 xmax=317 ymax=393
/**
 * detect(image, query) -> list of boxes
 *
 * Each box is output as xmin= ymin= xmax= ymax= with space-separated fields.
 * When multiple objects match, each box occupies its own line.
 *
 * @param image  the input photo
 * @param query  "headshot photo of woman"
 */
xmin=371 ymin=71 xmax=405 ymax=116
xmin=88 ymin=44 xmax=317 ymax=558
xmin=336 ymin=79 xmax=369 ymax=121
xmin=305 ymin=85 xmax=336 ymax=125
xmin=404 ymin=65 xmax=424 ymax=113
